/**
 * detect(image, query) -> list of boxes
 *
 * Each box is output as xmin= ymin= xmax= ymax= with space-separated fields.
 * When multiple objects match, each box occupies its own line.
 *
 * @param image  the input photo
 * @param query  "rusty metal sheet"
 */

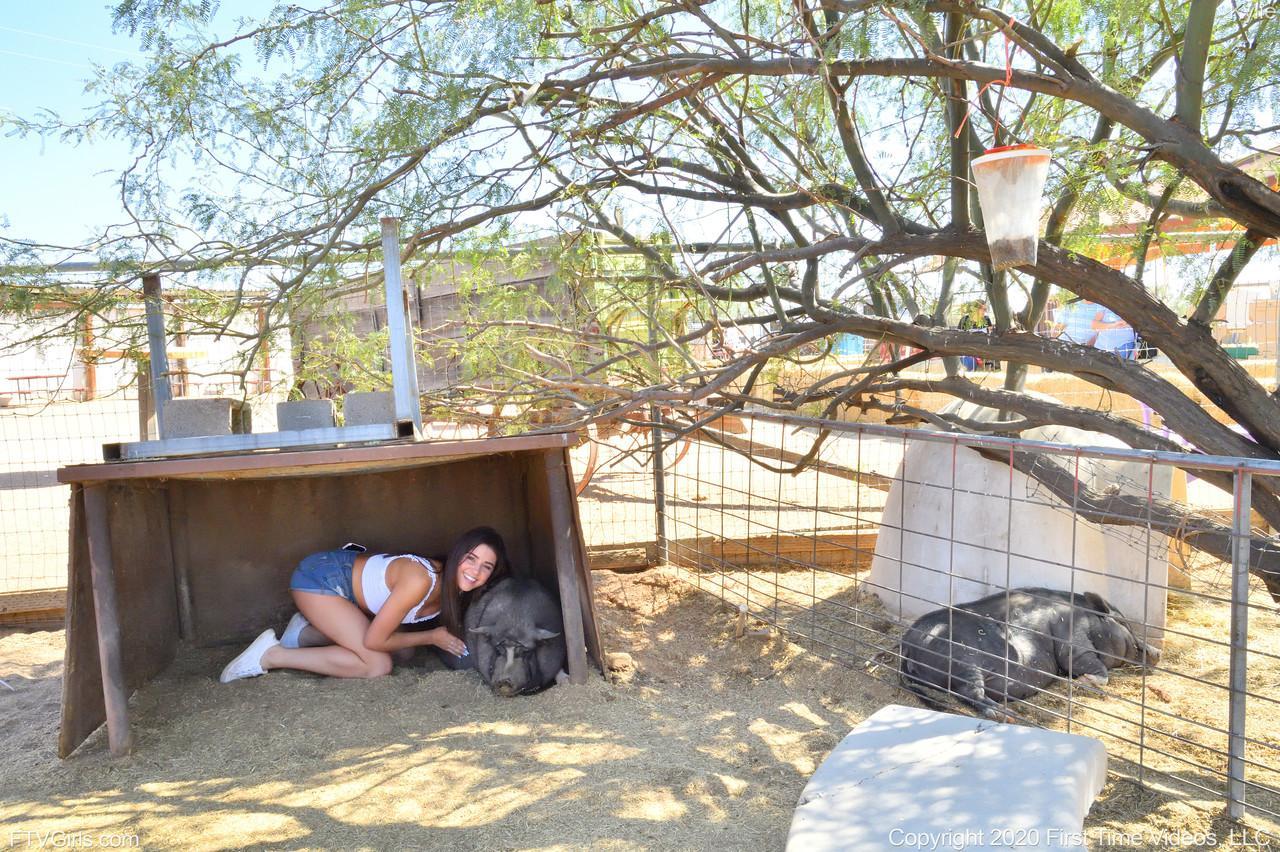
xmin=58 ymin=432 xmax=577 ymax=484
xmin=59 ymin=483 xmax=181 ymax=757
xmin=59 ymin=486 xmax=104 ymax=757
xmin=60 ymin=439 xmax=596 ymax=757
xmin=108 ymin=483 xmax=180 ymax=686
xmin=520 ymin=452 xmax=558 ymax=581
xmin=173 ymin=454 xmax=534 ymax=645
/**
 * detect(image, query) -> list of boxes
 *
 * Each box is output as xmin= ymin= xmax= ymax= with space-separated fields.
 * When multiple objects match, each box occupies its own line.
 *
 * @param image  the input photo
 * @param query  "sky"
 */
xmin=0 ymin=4 xmax=145 ymax=248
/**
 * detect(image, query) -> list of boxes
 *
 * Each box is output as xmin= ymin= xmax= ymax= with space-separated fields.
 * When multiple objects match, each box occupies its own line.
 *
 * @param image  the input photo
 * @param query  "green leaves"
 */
xmin=2 ymin=0 xmax=1273 ymax=445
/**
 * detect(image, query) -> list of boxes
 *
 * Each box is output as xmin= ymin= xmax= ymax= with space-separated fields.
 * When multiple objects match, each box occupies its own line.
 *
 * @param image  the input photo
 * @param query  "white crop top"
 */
xmin=360 ymin=553 xmax=440 ymax=624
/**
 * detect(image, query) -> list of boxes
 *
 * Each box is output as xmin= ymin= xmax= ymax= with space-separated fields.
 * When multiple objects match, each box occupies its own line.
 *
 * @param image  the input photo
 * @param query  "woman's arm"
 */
xmin=1091 ymin=310 xmax=1128 ymax=330
xmin=368 ymin=622 xmax=464 ymax=655
xmin=362 ymin=561 xmax=466 ymax=655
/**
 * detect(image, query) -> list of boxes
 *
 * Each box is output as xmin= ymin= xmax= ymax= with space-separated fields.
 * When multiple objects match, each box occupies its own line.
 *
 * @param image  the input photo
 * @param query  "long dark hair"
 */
xmin=438 ymin=526 xmax=509 ymax=639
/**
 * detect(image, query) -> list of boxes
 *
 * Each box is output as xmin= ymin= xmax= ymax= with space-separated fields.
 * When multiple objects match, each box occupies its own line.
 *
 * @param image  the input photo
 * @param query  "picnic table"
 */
xmin=5 ymin=374 xmax=66 ymax=400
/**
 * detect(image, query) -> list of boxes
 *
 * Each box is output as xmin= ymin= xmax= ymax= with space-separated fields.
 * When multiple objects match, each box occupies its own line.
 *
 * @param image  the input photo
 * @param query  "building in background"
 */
xmin=0 ymin=271 xmax=292 ymax=412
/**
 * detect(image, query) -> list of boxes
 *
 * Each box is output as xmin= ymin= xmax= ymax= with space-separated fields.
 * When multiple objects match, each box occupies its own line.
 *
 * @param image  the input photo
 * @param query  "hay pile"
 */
xmin=1 ymin=570 xmax=896 ymax=849
xmin=0 ymin=567 xmax=1271 ymax=849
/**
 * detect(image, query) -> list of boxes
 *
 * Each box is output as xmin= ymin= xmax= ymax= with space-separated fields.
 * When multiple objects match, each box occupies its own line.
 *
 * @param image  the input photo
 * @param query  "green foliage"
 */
xmin=6 ymin=0 xmax=1278 ymax=438
xmin=294 ymin=317 xmax=392 ymax=397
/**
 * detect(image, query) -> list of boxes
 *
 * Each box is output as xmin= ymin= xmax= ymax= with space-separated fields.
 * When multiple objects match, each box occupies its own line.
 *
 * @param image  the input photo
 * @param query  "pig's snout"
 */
xmin=489 ymin=645 xmax=527 ymax=697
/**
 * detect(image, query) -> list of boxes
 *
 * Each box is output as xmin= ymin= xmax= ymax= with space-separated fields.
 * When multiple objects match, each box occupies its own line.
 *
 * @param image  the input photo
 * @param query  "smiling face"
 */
xmin=456 ymin=543 xmax=498 ymax=593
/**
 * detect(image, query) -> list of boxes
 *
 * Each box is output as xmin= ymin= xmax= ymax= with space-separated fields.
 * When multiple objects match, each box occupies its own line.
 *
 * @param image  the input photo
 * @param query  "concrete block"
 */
xmin=787 ymin=704 xmax=1107 ymax=851
xmin=342 ymin=391 xmax=394 ymax=426
xmin=276 ymin=399 xmax=337 ymax=432
xmin=162 ymin=398 xmax=252 ymax=438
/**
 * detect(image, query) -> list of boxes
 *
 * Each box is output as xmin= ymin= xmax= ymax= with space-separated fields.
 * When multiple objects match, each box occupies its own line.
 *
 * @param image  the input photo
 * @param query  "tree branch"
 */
xmin=1175 ymin=0 xmax=1219 ymax=134
xmin=1190 ymin=229 xmax=1268 ymax=326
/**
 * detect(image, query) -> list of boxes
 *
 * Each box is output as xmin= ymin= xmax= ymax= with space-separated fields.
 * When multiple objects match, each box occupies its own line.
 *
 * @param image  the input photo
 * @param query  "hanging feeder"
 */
xmin=971 ymin=144 xmax=1051 ymax=271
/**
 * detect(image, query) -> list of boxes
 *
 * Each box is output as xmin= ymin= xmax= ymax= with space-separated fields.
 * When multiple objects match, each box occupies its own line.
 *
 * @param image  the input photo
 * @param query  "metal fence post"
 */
xmin=142 ymin=274 xmax=172 ymax=438
xmin=648 ymin=275 xmax=667 ymax=566
xmin=652 ymin=405 xmax=667 ymax=565
xmin=379 ymin=217 xmax=423 ymax=434
xmin=1228 ymin=468 xmax=1251 ymax=820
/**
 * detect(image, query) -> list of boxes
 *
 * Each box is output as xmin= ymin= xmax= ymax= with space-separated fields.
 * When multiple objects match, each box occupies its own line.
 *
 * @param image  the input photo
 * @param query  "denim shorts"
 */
xmin=290 ymin=550 xmax=359 ymax=602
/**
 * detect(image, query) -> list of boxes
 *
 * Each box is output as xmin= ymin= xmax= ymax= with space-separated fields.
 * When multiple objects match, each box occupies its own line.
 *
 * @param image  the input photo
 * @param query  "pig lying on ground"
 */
xmin=464 ymin=576 xmax=567 ymax=696
xmin=899 ymin=587 xmax=1159 ymax=721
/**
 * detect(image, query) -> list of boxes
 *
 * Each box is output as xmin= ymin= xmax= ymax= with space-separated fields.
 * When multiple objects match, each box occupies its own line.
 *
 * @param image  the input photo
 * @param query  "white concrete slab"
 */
xmin=787 ymin=704 xmax=1107 ymax=851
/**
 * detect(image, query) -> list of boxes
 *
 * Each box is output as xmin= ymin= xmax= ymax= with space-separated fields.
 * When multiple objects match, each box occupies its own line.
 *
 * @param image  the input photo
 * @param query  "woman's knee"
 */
xmin=359 ymin=652 xmax=393 ymax=678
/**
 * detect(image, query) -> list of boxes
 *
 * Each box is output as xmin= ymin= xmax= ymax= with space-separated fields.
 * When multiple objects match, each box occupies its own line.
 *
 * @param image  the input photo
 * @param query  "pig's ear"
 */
xmin=533 ymin=628 xmax=561 ymax=642
xmin=1082 ymin=592 xmax=1111 ymax=615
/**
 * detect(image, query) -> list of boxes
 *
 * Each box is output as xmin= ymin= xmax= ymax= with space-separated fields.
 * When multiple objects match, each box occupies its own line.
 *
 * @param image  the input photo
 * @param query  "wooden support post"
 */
xmin=83 ymin=483 xmax=134 ymax=756
xmin=80 ymin=314 xmax=97 ymax=401
xmin=171 ymin=303 xmax=188 ymax=399
xmin=544 ymin=449 xmax=589 ymax=684
xmin=256 ymin=305 xmax=270 ymax=394
xmin=563 ymin=449 xmax=604 ymax=668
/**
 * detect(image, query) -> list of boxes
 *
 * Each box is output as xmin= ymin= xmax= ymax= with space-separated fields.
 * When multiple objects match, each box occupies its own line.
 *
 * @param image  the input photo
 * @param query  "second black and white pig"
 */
xmin=464 ymin=576 xmax=567 ymax=696
xmin=899 ymin=587 xmax=1158 ymax=721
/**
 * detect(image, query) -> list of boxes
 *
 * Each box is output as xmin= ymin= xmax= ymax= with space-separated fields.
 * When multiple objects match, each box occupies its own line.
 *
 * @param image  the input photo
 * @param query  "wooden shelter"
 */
xmin=55 ymin=432 xmax=601 ymax=757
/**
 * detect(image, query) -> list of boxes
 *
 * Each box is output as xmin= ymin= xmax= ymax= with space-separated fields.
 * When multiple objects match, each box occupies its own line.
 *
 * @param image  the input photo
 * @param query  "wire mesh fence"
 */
xmin=659 ymin=407 xmax=1280 ymax=831
xmin=0 ymin=380 xmax=292 ymax=596
xmin=0 ymin=388 xmax=654 ymax=595
xmin=0 ymin=396 xmax=137 ymax=594
xmin=4 ymin=334 xmax=1279 ymax=830
xmin=571 ymin=423 xmax=657 ymax=568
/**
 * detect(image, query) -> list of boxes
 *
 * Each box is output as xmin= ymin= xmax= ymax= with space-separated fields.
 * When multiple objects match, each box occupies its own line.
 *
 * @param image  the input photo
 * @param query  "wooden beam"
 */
xmin=0 ymin=587 xmax=65 ymax=629
xmin=544 ymin=449 xmax=589 ymax=684
xmin=666 ymin=530 xmax=879 ymax=572
xmin=563 ymin=449 xmax=605 ymax=669
xmin=585 ymin=543 xmax=655 ymax=572
xmin=83 ymin=484 xmax=134 ymax=757
xmin=0 ymin=587 xmax=65 ymax=616
xmin=61 ymin=431 xmax=577 ymax=483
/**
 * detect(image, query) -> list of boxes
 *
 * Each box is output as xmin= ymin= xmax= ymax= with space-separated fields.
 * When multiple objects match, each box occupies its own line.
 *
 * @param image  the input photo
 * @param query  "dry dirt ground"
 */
xmin=0 ymin=568 xmax=1275 ymax=850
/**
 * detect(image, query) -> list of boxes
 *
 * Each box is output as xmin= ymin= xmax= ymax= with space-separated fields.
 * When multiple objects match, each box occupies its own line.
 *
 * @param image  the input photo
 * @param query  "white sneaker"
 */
xmin=280 ymin=612 xmax=310 ymax=649
xmin=219 ymin=629 xmax=280 ymax=683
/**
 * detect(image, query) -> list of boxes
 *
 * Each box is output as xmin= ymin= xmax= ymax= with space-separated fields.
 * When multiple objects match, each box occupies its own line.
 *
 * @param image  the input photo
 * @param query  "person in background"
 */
xmin=1035 ymin=298 xmax=1065 ymax=339
xmin=958 ymin=301 xmax=999 ymax=371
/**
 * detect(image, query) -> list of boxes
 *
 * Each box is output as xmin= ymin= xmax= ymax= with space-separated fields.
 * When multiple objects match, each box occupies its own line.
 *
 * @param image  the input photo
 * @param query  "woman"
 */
xmin=219 ymin=526 xmax=508 ymax=682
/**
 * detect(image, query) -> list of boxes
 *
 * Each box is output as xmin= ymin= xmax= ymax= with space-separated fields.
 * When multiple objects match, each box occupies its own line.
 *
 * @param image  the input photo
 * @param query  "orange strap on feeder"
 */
xmin=953 ymin=15 xmax=1018 ymax=140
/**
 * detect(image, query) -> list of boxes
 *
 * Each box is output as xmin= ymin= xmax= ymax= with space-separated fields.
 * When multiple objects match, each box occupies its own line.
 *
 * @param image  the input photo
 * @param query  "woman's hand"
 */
xmin=431 ymin=627 xmax=468 ymax=657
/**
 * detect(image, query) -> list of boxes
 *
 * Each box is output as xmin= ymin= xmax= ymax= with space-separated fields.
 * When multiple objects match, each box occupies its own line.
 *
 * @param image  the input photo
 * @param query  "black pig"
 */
xmin=465 ymin=577 xmax=567 ymax=696
xmin=899 ymin=587 xmax=1159 ymax=721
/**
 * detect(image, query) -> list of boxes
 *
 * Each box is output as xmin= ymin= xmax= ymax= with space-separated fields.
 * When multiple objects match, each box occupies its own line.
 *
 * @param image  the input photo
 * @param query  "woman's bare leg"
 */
xmin=260 ymin=591 xmax=392 ymax=678
xmin=295 ymin=623 xmax=331 ymax=647
xmin=296 ymin=623 xmax=402 ymax=659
